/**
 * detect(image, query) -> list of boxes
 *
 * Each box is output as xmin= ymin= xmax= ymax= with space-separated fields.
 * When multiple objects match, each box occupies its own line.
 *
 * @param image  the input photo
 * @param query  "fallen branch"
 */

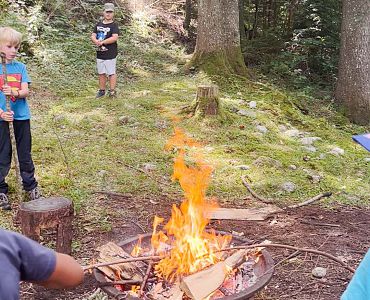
xmin=97 ymin=278 xmax=156 ymax=287
xmin=139 ymin=261 xmax=154 ymax=296
xmin=300 ymin=219 xmax=340 ymax=228
xmin=221 ymin=243 xmax=355 ymax=273
xmin=83 ymin=255 xmax=162 ymax=272
xmin=241 ymin=175 xmax=273 ymax=204
xmin=93 ymin=191 xmax=132 ymax=198
xmin=241 ymin=175 xmax=332 ymax=209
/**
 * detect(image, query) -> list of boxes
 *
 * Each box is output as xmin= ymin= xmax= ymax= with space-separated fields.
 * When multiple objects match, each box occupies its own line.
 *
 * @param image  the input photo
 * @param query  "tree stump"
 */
xmin=18 ymin=197 xmax=74 ymax=254
xmin=194 ymin=85 xmax=220 ymax=116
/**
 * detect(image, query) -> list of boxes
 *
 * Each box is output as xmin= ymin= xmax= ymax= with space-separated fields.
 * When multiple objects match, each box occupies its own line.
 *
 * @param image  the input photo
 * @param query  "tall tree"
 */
xmin=335 ymin=0 xmax=370 ymax=125
xmin=190 ymin=0 xmax=248 ymax=75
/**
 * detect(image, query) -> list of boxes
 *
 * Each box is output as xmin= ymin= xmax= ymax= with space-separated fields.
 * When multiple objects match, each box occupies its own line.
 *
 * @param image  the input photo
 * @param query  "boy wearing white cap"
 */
xmin=91 ymin=3 xmax=120 ymax=98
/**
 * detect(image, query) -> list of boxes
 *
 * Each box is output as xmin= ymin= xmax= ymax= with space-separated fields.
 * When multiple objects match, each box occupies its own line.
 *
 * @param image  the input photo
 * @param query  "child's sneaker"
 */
xmin=0 ymin=193 xmax=11 ymax=211
xmin=108 ymin=89 xmax=117 ymax=98
xmin=96 ymin=89 xmax=106 ymax=98
xmin=27 ymin=187 xmax=41 ymax=201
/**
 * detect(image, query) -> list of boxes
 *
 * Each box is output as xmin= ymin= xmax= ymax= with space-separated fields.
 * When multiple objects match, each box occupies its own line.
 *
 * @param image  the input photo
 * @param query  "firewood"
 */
xmin=97 ymin=242 xmax=144 ymax=281
xmin=207 ymin=205 xmax=282 ymax=221
xmin=148 ymin=283 xmax=184 ymax=300
xmin=180 ymin=249 xmax=248 ymax=300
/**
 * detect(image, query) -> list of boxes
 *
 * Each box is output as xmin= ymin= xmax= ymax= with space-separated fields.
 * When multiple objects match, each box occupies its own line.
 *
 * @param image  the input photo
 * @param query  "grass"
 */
xmin=0 ymin=12 xmax=369 ymax=231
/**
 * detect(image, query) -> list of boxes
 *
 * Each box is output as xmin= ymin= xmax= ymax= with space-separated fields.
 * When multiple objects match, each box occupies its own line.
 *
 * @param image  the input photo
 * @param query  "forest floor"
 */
xmin=0 ymin=7 xmax=369 ymax=300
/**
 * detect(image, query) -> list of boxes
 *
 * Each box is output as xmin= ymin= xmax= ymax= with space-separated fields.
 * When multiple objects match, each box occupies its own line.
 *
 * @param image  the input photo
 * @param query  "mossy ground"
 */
xmin=0 ymin=13 xmax=369 ymax=236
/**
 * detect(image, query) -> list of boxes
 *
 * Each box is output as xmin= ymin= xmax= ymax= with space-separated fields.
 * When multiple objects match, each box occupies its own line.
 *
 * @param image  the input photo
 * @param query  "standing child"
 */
xmin=0 ymin=27 xmax=41 ymax=210
xmin=91 ymin=2 xmax=120 ymax=98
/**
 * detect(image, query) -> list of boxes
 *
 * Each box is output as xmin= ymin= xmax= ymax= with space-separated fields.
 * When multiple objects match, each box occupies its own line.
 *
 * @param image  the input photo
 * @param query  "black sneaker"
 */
xmin=0 ymin=193 xmax=11 ymax=211
xmin=96 ymin=89 xmax=106 ymax=98
xmin=27 ymin=187 xmax=41 ymax=201
xmin=108 ymin=89 xmax=116 ymax=98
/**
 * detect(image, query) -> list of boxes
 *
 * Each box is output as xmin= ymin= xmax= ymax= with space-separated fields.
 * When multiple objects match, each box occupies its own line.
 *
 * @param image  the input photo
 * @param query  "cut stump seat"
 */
xmin=18 ymin=197 xmax=74 ymax=254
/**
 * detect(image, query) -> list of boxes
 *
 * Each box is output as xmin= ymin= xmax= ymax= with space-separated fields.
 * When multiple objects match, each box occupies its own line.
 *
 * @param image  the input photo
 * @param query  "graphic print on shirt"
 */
xmin=0 ymin=74 xmax=21 ymax=93
xmin=96 ymin=26 xmax=111 ymax=51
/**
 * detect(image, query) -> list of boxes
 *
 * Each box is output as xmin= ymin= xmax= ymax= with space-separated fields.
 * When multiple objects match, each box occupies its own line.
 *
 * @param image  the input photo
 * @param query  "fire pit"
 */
xmin=94 ymin=231 xmax=274 ymax=300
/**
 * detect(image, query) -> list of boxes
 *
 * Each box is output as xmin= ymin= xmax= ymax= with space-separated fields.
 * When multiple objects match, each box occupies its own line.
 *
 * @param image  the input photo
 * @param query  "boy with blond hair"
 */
xmin=0 ymin=26 xmax=40 ymax=210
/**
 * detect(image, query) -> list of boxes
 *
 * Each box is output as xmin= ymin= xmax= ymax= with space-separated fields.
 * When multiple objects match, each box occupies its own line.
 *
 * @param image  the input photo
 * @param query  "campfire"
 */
xmin=93 ymin=128 xmax=274 ymax=299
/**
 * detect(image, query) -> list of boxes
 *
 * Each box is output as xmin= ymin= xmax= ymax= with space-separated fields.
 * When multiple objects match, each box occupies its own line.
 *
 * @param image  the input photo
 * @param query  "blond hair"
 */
xmin=0 ymin=27 xmax=22 ymax=47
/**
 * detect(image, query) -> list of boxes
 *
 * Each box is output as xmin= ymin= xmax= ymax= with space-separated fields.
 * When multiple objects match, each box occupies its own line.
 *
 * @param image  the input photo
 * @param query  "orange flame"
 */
xmin=150 ymin=127 xmax=231 ymax=281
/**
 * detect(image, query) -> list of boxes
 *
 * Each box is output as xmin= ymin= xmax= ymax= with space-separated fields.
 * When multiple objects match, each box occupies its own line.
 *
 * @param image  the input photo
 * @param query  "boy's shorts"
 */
xmin=97 ymin=58 xmax=117 ymax=76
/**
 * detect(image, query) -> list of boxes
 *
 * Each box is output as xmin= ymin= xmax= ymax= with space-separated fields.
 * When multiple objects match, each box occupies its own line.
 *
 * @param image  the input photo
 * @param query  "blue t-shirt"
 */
xmin=0 ymin=229 xmax=56 ymax=300
xmin=0 ymin=60 xmax=31 ymax=121
xmin=341 ymin=250 xmax=370 ymax=300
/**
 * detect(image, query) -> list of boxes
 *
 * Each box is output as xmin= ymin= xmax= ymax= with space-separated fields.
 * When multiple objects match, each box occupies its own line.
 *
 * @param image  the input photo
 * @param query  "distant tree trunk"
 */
xmin=335 ymin=0 xmax=370 ymax=125
xmin=252 ymin=0 xmax=259 ymax=38
xmin=190 ymin=0 xmax=248 ymax=75
xmin=285 ymin=0 xmax=298 ymax=36
xmin=239 ymin=0 xmax=248 ymax=52
xmin=184 ymin=0 xmax=192 ymax=30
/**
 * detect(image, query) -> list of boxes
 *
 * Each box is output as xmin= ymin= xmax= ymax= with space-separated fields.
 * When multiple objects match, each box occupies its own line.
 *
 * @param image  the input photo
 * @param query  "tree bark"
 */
xmin=193 ymin=85 xmax=220 ymax=116
xmin=335 ymin=0 xmax=370 ymax=125
xmin=190 ymin=0 xmax=248 ymax=76
xmin=239 ymin=0 xmax=248 ymax=52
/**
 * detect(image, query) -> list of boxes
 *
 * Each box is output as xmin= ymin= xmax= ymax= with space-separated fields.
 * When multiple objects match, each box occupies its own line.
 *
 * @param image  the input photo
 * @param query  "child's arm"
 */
xmin=38 ymin=252 xmax=84 ymax=289
xmin=2 ymin=82 xmax=29 ymax=99
xmin=0 ymin=108 xmax=14 ymax=122
xmin=101 ymin=33 xmax=118 ymax=46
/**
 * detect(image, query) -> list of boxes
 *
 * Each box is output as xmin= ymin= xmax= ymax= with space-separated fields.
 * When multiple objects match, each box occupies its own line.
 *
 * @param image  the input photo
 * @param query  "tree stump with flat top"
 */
xmin=193 ymin=85 xmax=220 ymax=116
xmin=18 ymin=197 xmax=74 ymax=254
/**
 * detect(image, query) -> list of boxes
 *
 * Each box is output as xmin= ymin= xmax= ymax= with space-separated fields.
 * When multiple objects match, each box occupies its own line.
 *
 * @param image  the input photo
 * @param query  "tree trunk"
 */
xmin=184 ymin=0 xmax=192 ymax=30
xmin=190 ymin=0 xmax=248 ymax=76
xmin=335 ymin=0 xmax=370 ymax=125
xmin=193 ymin=85 xmax=220 ymax=116
xmin=239 ymin=0 xmax=248 ymax=52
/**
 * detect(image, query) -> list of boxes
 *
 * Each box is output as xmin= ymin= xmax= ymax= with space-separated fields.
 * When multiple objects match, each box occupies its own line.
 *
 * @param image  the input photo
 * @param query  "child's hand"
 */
xmin=2 ymin=85 xmax=13 ymax=96
xmin=0 ymin=110 xmax=14 ymax=122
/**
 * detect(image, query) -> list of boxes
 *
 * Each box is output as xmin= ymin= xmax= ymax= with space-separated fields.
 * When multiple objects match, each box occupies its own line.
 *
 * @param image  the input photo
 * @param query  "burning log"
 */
xmin=97 ymin=242 xmax=145 ymax=281
xmin=180 ymin=249 xmax=248 ymax=300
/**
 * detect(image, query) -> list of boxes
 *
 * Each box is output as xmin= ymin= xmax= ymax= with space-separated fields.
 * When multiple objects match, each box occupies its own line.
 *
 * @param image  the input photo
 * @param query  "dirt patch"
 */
xmin=21 ymin=196 xmax=369 ymax=299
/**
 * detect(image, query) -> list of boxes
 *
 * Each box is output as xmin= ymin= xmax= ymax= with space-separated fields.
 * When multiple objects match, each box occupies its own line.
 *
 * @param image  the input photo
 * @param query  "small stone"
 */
xmin=289 ymin=165 xmax=297 ymax=170
xmin=319 ymin=154 xmax=326 ymax=159
xmin=119 ymin=116 xmax=130 ymax=125
xmin=237 ymin=92 xmax=242 ymax=96
xmin=238 ymin=109 xmax=257 ymax=118
xmin=312 ymin=267 xmax=327 ymax=278
xmin=278 ymin=125 xmax=287 ymax=132
xmin=235 ymin=165 xmax=250 ymax=170
xmin=300 ymin=137 xmax=321 ymax=145
xmin=309 ymin=175 xmax=322 ymax=183
xmin=249 ymin=101 xmax=257 ymax=109
xmin=284 ymin=129 xmax=301 ymax=138
xmin=256 ymin=125 xmax=268 ymax=134
xmin=365 ymin=158 xmax=370 ymax=162
xmin=281 ymin=181 xmax=296 ymax=193
xmin=303 ymin=146 xmax=317 ymax=152
xmin=329 ymin=147 xmax=345 ymax=156
xmin=142 ymin=163 xmax=156 ymax=172
xmin=98 ymin=170 xmax=107 ymax=177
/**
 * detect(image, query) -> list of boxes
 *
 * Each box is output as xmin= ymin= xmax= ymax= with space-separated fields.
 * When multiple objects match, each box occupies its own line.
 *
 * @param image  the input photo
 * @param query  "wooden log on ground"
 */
xmin=194 ymin=85 xmax=220 ymax=116
xmin=18 ymin=197 xmax=74 ymax=254
xmin=207 ymin=205 xmax=283 ymax=221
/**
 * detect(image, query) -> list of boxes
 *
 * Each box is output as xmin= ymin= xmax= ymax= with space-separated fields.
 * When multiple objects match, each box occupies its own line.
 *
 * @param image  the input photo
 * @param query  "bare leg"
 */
xmin=99 ymin=74 xmax=107 ymax=90
xmin=109 ymin=74 xmax=117 ymax=91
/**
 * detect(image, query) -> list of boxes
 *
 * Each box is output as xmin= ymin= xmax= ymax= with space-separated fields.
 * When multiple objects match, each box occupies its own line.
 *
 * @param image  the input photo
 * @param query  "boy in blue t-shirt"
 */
xmin=0 ymin=27 xmax=40 ymax=210
xmin=0 ymin=228 xmax=84 ymax=299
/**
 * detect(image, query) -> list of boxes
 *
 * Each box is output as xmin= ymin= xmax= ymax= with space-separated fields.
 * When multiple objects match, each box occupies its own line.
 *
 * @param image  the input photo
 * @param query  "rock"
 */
xmin=235 ymin=165 xmax=250 ymax=170
xmin=142 ymin=163 xmax=156 ymax=172
xmin=238 ymin=109 xmax=257 ymax=118
xmin=281 ymin=181 xmax=296 ymax=193
xmin=300 ymin=137 xmax=321 ymax=145
xmin=155 ymin=120 xmax=168 ymax=130
xmin=98 ymin=170 xmax=107 ymax=177
xmin=329 ymin=147 xmax=345 ymax=156
xmin=319 ymin=154 xmax=326 ymax=159
xmin=312 ymin=267 xmax=327 ymax=278
xmin=253 ymin=157 xmax=283 ymax=168
xmin=309 ymin=175 xmax=322 ymax=183
xmin=119 ymin=116 xmax=130 ymax=125
xmin=303 ymin=145 xmax=317 ymax=152
xmin=237 ymin=92 xmax=242 ymax=96
xmin=278 ymin=125 xmax=287 ymax=132
xmin=256 ymin=125 xmax=268 ymax=134
xmin=249 ymin=101 xmax=257 ymax=109
xmin=289 ymin=165 xmax=297 ymax=170
xmin=284 ymin=129 xmax=301 ymax=138
xmin=365 ymin=158 xmax=370 ymax=162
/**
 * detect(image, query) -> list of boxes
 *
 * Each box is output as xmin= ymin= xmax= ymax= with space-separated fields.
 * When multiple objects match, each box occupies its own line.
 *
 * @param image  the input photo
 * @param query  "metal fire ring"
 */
xmin=94 ymin=231 xmax=274 ymax=300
